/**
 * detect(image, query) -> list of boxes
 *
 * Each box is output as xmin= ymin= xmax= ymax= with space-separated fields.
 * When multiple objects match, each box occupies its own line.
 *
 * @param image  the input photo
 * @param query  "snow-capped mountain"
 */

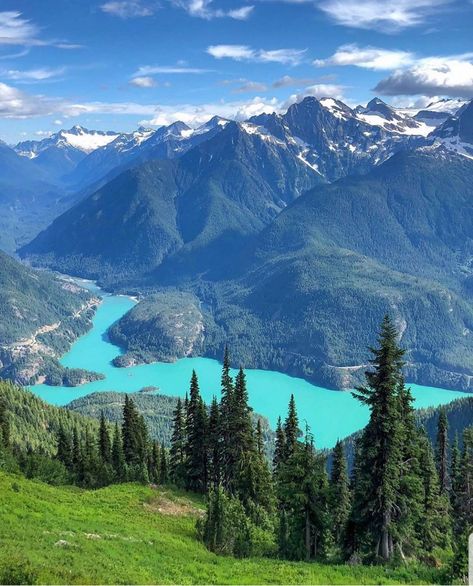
xmin=398 ymin=98 xmax=468 ymax=129
xmin=249 ymin=96 xmax=429 ymax=181
xmin=67 ymin=116 xmax=230 ymax=189
xmin=14 ymin=126 xmax=121 ymax=184
xmin=429 ymin=100 xmax=473 ymax=159
xmin=354 ymin=98 xmax=431 ymax=136
xmin=15 ymin=125 xmax=120 ymax=158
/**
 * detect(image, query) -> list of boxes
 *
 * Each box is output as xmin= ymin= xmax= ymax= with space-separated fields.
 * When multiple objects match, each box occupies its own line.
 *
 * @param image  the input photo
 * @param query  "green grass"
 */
xmin=0 ymin=471 xmax=448 ymax=585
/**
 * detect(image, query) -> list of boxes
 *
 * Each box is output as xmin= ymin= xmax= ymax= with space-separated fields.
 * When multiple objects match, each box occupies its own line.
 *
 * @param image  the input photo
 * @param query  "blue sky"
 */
xmin=1 ymin=0 xmax=472 ymax=142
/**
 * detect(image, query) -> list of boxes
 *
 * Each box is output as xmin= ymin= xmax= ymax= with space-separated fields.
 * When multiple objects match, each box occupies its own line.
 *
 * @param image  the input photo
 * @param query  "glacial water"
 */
xmin=29 ymin=281 xmax=469 ymax=448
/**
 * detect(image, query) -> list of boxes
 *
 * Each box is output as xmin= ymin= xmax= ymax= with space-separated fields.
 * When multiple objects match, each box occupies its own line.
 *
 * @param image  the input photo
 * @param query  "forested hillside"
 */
xmin=0 ymin=254 xmax=101 ymax=386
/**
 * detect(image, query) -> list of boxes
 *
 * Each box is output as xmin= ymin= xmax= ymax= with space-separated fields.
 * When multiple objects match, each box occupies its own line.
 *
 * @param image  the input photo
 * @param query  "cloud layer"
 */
xmin=207 ymin=45 xmax=306 ymax=65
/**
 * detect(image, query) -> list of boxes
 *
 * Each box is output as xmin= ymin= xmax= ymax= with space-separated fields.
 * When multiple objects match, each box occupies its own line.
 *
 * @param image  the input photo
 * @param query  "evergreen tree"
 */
xmin=185 ymin=371 xmax=208 ymax=493
xmin=122 ymin=395 xmax=140 ymax=466
xmin=98 ymin=412 xmax=112 ymax=464
xmin=273 ymin=416 xmax=286 ymax=474
xmin=208 ymin=397 xmax=221 ymax=488
xmin=419 ymin=433 xmax=451 ymax=552
xmin=329 ymin=440 xmax=351 ymax=552
xmin=278 ymin=425 xmax=329 ymax=561
xmin=111 ymin=423 xmax=126 ymax=482
xmin=148 ymin=441 xmax=161 ymax=484
xmin=160 ymin=444 xmax=169 ymax=484
xmin=351 ymin=315 xmax=404 ymax=560
xmin=169 ymin=397 xmax=186 ymax=487
xmin=56 ymin=426 xmax=72 ymax=470
xmin=71 ymin=427 xmax=82 ymax=479
xmin=436 ymin=408 xmax=450 ymax=494
xmin=219 ymin=347 xmax=234 ymax=489
xmin=284 ymin=394 xmax=299 ymax=459
xmin=0 ymin=396 xmax=10 ymax=447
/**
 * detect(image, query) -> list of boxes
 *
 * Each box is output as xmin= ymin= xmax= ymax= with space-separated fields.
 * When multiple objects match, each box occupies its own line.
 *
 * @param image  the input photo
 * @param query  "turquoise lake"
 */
xmin=30 ymin=282 xmax=469 ymax=448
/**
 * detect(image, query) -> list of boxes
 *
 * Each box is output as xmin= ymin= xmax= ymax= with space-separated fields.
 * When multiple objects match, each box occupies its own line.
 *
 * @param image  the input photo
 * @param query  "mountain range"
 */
xmin=6 ymin=94 xmax=473 ymax=390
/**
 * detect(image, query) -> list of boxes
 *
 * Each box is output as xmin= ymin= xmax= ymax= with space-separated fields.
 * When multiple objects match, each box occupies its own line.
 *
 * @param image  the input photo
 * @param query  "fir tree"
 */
xmin=185 ymin=371 xmax=208 ymax=492
xmin=208 ymin=397 xmax=221 ymax=488
xmin=160 ymin=445 xmax=169 ymax=484
xmin=148 ymin=441 xmax=161 ymax=484
xmin=170 ymin=398 xmax=186 ymax=487
xmin=284 ymin=394 xmax=299 ymax=459
xmin=0 ymin=396 xmax=10 ymax=447
xmin=111 ymin=423 xmax=126 ymax=482
xmin=436 ymin=408 xmax=450 ymax=494
xmin=56 ymin=426 xmax=72 ymax=470
xmin=219 ymin=347 xmax=234 ymax=489
xmin=329 ymin=440 xmax=351 ymax=552
xmin=98 ymin=412 xmax=112 ymax=464
xmin=273 ymin=416 xmax=286 ymax=474
xmin=351 ymin=315 xmax=404 ymax=560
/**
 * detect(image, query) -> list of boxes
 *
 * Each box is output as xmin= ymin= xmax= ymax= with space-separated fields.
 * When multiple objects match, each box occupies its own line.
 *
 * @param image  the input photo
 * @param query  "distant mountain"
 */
xmin=205 ymin=149 xmax=473 ymax=390
xmin=0 ymin=251 xmax=98 ymax=385
xmin=250 ymin=96 xmax=429 ymax=182
xmin=15 ymin=125 xmax=120 ymax=184
xmin=66 ymin=117 xmax=230 ymax=190
xmin=355 ymin=97 xmax=430 ymax=135
xmin=429 ymin=100 xmax=473 ymax=159
xmin=20 ymin=120 xmax=323 ymax=285
xmin=411 ymin=98 xmax=468 ymax=128
xmin=0 ymin=140 xmax=64 ymax=252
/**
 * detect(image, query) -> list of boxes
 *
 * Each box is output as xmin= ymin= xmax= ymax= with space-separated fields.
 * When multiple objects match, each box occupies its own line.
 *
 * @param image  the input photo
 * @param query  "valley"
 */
xmin=28 ymin=279 xmax=468 ymax=449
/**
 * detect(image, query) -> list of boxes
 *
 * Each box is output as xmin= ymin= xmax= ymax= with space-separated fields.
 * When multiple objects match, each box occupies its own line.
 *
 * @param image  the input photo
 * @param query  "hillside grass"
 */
xmin=0 ymin=471 xmax=448 ymax=585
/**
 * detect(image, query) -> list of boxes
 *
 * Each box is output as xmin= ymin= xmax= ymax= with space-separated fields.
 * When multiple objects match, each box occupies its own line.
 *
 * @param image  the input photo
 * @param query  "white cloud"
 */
xmin=2 ymin=67 xmax=66 ymax=82
xmin=134 ymin=65 xmax=211 ymax=75
xmin=129 ymin=75 xmax=156 ymax=87
xmin=314 ymin=44 xmax=413 ymax=70
xmin=272 ymin=75 xmax=329 ymax=88
xmin=0 ymin=82 xmax=65 ymax=118
xmin=0 ymin=11 xmax=82 ymax=49
xmin=283 ymin=83 xmax=346 ymax=107
xmin=173 ymin=0 xmax=254 ymax=20
xmin=233 ymin=81 xmax=268 ymax=93
xmin=374 ymin=55 xmax=473 ymax=97
xmin=53 ymin=119 xmax=63 ymax=125
xmin=0 ymin=11 xmax=38 ymax=45
xmin=140 ymin=96 xmax=280 ymax=126
xmin=100 ymin=1 xmax=156 ymax=18
xmin=207 ymin=45 xmax=306 ymax=65
xmin=318 ymin=0 xmax=452 ymax=32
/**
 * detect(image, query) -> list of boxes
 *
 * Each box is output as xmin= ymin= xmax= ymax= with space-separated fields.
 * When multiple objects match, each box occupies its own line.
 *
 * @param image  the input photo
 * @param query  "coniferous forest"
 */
xmin=1 ymin=316 xmax=472 ymax=583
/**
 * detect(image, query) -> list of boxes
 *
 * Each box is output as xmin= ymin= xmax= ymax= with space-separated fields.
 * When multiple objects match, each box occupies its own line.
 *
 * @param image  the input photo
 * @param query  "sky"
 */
xmin=0 ymin=0 xmax=472 ymax=142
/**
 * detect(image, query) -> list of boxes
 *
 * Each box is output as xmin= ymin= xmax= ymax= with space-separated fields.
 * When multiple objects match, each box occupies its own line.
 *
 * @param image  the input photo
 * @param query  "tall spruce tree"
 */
xmin=111 ymin=422 xmax=126 ymax=481
xmin=185 ymin=371 xmax=208 ymax=492
xmin=160 ymin=445 xmax=169 ymax=484
xmin=98 ymin=412 xmax=112 ymax=464
xmin=56 ymin=426 xmax=72 ymax=470
xmin=436 ymin=409 xmax=450 ymax=494
xmin=351 ymin=315 xmax=404 ymax=561
xmin=284 ymin=394 xmax=299 ymax=460
xmin=273 ymin=416 xmax=286 ymax=474
xmin=329 ymin=440 xmax=351 ymax=552
xmin=170 ymin=398 xmax=186 ymax=487
xmin=208 ymin=397 xmax=221 ymax=488
xmin=219 ymin=347 xmax=234 ymax=489
xmin=0 ymin=396 xmax=10 ymax=447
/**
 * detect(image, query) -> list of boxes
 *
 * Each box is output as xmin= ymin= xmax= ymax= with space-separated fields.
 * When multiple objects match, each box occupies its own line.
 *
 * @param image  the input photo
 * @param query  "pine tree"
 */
xmin=436 ymin=408 xmax=450 ymax=494
xmin=148 ymin=441 xmax=161 ymax=484
xmin=419 ymin=433 xmax=451 ymax=552
xmin=160 ymin=445 xmax=169 ymax=484
xmin=71 ymin=427 xmax=82 ymax=479
xmin=0 ymin=396 xmax=10 ymax=447
xmin=329 ymin=440 xmax=351 ymax=552
xmin=284 ymin=394 xmax=299 ymax=459
xmin=184 ymin=371 xmax=208 ymax=492
xmin=98 ymin=411 xmax=112 ymax=464
xmin=56 ymin=426 xmax=72 ymax=470
xmin=170 ymin=398 xmax=186 ymax=487
xmin=273 ymin=416 xmax=286 ymax=474
xmin=111 ymin=423 xmax=126 ymax=482
xmin=351 ymin=315 xmax=404 ymax=561
xmin=219 ymin=347 xmax=234 ymax=489
xmin=208 ymin=397 xmax=221 ymax=488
